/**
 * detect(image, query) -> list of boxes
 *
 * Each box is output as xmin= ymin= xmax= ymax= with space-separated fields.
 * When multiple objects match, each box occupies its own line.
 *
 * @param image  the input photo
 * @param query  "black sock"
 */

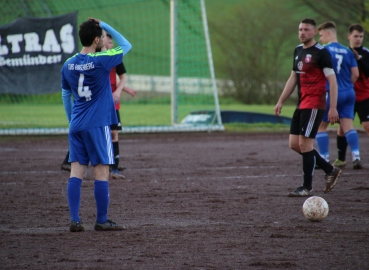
xmin=313 ymin=149 xmax=333 ymax=174
xmin=112 ymin=142 xmax=119 ymax=170
xmin=302 ymin=150 xmax=315 ymax=191
xmin=337 ymin=135 xmax=348 ymax=161
xmin=63 ymin=151 xmax=71 ymax=165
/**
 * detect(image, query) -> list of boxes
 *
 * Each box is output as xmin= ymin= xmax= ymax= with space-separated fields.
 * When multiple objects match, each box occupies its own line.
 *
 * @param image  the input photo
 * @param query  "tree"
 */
xmin=299 ymin=0 xmax=369 ymax=33
xmin=209 ymin=1 xmax=298 ymax=104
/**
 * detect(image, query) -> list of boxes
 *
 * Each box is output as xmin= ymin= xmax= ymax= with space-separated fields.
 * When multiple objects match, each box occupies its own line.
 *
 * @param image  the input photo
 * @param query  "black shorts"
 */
xmin=355 ymin=98 xmax=369 ymax=123
xmin=290 ymin=109 xmax=324 ymax=138
xmin=110 ymin=110 xmax=122 ymax=131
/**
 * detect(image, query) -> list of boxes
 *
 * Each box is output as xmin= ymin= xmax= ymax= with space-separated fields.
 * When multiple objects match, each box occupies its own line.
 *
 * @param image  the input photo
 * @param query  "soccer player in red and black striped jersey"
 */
xmin=334 ymin=23 xmax=369 ymax=168
xmin=274 ymin=18 xmax=342 ymax=197
xmin=103 ymin=32 xmax=136 ymax=179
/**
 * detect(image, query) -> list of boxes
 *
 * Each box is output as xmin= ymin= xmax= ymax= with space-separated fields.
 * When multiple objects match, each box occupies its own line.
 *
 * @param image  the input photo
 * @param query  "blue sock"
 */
xmin=67 ymin=177 xmax=82 ymax=222
xmin=346 ymin=130 xmax=360 ymax=159
xmin=94 ymin=180 xmax=109 ymax=224
xmin=316 ymin=132 xmax=329 ymax=160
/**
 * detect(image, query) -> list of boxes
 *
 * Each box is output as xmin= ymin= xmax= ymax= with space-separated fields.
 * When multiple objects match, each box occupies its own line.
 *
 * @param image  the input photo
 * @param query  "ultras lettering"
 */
xmin=0 ymin=23 xmax=74 ymax=56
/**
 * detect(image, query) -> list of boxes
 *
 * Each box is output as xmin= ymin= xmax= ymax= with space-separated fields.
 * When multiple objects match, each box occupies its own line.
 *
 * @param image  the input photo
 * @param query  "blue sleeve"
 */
xmin=62 ymin=88 xmax=73 ymax=123
xmin=100 ymin=21 xmax=132 ymax=56
xmin=61 ymin=66 xmax=71 ymax=90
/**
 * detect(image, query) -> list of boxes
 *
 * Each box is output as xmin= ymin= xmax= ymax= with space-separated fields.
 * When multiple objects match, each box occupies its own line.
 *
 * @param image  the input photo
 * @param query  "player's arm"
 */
xmin=351 ymin=66 xmax=359 ymax=83
xmin=119 ymin=73 xmax=136 ymax=97
xmin=61 ymin=68 xmax=73 ymax=123
xmin=112 ymin=73 xmax=124 ymax=103
xmin=114 ymin=63 xmax=136 ymax=102
xmin=320 ymin=49 xmax=338 ymax=124
xmin=349 ymin=50 xmax=359 ymax=83
xmin=62 ymin=88 xmax=73 ymax=123
xmin=113 ymin=73 xmax=136 ymax=101
xmin=274 ymin=71 xmax=296 ymax=116
xmin=99 ymin=21 xmax=132 ymax=56
xmin=123 ymin=85 xmax=136 ymax=97
xmin=325 ymin=70 xmax=339 ymax=124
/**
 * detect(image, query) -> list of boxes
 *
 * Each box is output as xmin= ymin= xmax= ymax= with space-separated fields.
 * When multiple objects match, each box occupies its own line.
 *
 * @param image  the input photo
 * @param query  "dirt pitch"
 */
xmin=1 ymin=131 xmax=368 ymax=269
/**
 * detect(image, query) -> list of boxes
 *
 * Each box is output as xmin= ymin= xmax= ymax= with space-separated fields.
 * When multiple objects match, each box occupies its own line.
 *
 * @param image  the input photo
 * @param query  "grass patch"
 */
xmin=0 ymin=103 xmax=362 ymax=130
xmin=224 ymin=123 xmax=290 ymax=132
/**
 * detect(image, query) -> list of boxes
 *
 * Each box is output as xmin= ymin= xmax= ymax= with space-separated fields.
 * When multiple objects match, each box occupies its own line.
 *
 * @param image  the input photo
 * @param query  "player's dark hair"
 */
xmin=79 ymin=19 xmax=102 ymax=47
xmin=301 ymin=18 xmax=316 ymax=27
xmin=106 ymin=32 xmax=112 ymax=39
xmin=349 ymin=23 xmax=364 ymax=33
xmin=318 ymin=21 xmax=336 ymax=31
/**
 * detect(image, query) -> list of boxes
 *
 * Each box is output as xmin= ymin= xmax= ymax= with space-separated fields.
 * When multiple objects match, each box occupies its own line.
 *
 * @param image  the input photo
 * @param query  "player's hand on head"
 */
xmin=88 ymin=17 xmax=101 ymax=26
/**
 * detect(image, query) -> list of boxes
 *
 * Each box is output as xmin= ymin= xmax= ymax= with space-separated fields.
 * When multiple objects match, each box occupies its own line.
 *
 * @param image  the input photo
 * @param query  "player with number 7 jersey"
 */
xmin=315 ymin=21 xmax=362 ymax=169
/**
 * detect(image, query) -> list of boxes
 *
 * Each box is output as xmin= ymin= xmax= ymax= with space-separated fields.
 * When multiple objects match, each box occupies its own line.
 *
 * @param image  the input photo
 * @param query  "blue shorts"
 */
xmin=68 ymin=126 xmax=114 ymax=166
xmin=323 ymin=90 xmax=355 ymax=122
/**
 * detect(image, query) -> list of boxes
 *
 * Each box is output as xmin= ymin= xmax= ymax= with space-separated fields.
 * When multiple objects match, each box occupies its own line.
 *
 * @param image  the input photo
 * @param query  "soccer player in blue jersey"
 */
xmin=61 ymin=18 xmax=132 ymax=232
xmin=333 ymin=24 xmax=369 ymax=169
xmin=315 ymin=21 xmax=362 ymax=169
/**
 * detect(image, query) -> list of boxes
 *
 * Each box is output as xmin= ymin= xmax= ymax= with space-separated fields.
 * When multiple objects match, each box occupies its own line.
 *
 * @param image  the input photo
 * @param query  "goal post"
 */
xmin=0 ymin=0 xmax=224 ymax=135
xmin=170 ymin=0 xmax=178 ymax=125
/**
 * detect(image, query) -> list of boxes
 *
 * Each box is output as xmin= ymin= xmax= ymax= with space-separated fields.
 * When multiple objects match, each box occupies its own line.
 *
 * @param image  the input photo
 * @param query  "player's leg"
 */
xmin=288 ymin=109 xmax=316 ymax=196
xmin=362 ymin=121 xmax=369 ymax=136
xmin=333 ymin=126 xmax=348 ymax=168
xmin=288 ymin=109 xmax=340 ymax=196
xmin=340 ymin=118 xmax=362 ymax=169
xmin=289 ymin=109 xmax=302 ymax=154
xmin=86 ymin=126 xmax=125 ymax=231
xmin=356 ymin=98 xmax=369 ymax=167
xmin=67 ymin=131 xmax=89 ymax=232
xmin=356 ymin=98 xmax=369 ymax=136
xmin=339 ymin=91 xmax=362 ymax=169
xmin=289 ymin=134 xmax=300 ymax=153
xmin=115 ymin=109 xmax=126 ymax=171
xmin=299 ymin=136 xmax=315 ymax=192
xmin=61 ymin=151 xmax=71 ymax=172
xmin=315 ymin=108 xmax=330 ymax=162
xmin=110 ymin=110 xmax=125 ymax=179
xmin=297 ymin=108 xmax=332 ymax=175
xmin=299 ymin=136 xmax=337 ymax=193
xmin=92 ymin=164 xmax=111 ymax=228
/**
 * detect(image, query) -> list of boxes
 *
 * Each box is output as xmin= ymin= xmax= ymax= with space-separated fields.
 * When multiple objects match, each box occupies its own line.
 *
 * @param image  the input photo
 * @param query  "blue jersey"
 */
xmin=61 ymin=48 xmax=123 ymax=131
xmin=325 ymin=42 xmax=357 ymax=92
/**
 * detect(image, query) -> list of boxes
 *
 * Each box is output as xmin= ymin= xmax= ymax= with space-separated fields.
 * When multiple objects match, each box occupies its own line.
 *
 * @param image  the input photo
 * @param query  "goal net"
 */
xmin=0 ymin=0 xmax=223 ymax=135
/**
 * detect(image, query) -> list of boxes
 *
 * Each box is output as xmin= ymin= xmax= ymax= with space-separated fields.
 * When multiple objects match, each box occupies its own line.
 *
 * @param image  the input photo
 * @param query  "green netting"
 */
xmin=0 ymin=0 xmax=223 ymax=134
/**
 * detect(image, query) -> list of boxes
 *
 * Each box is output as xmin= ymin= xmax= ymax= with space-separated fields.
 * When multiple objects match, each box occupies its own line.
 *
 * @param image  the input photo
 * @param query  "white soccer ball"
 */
xmin=302 ymin=196 xmax=329 ymax=222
